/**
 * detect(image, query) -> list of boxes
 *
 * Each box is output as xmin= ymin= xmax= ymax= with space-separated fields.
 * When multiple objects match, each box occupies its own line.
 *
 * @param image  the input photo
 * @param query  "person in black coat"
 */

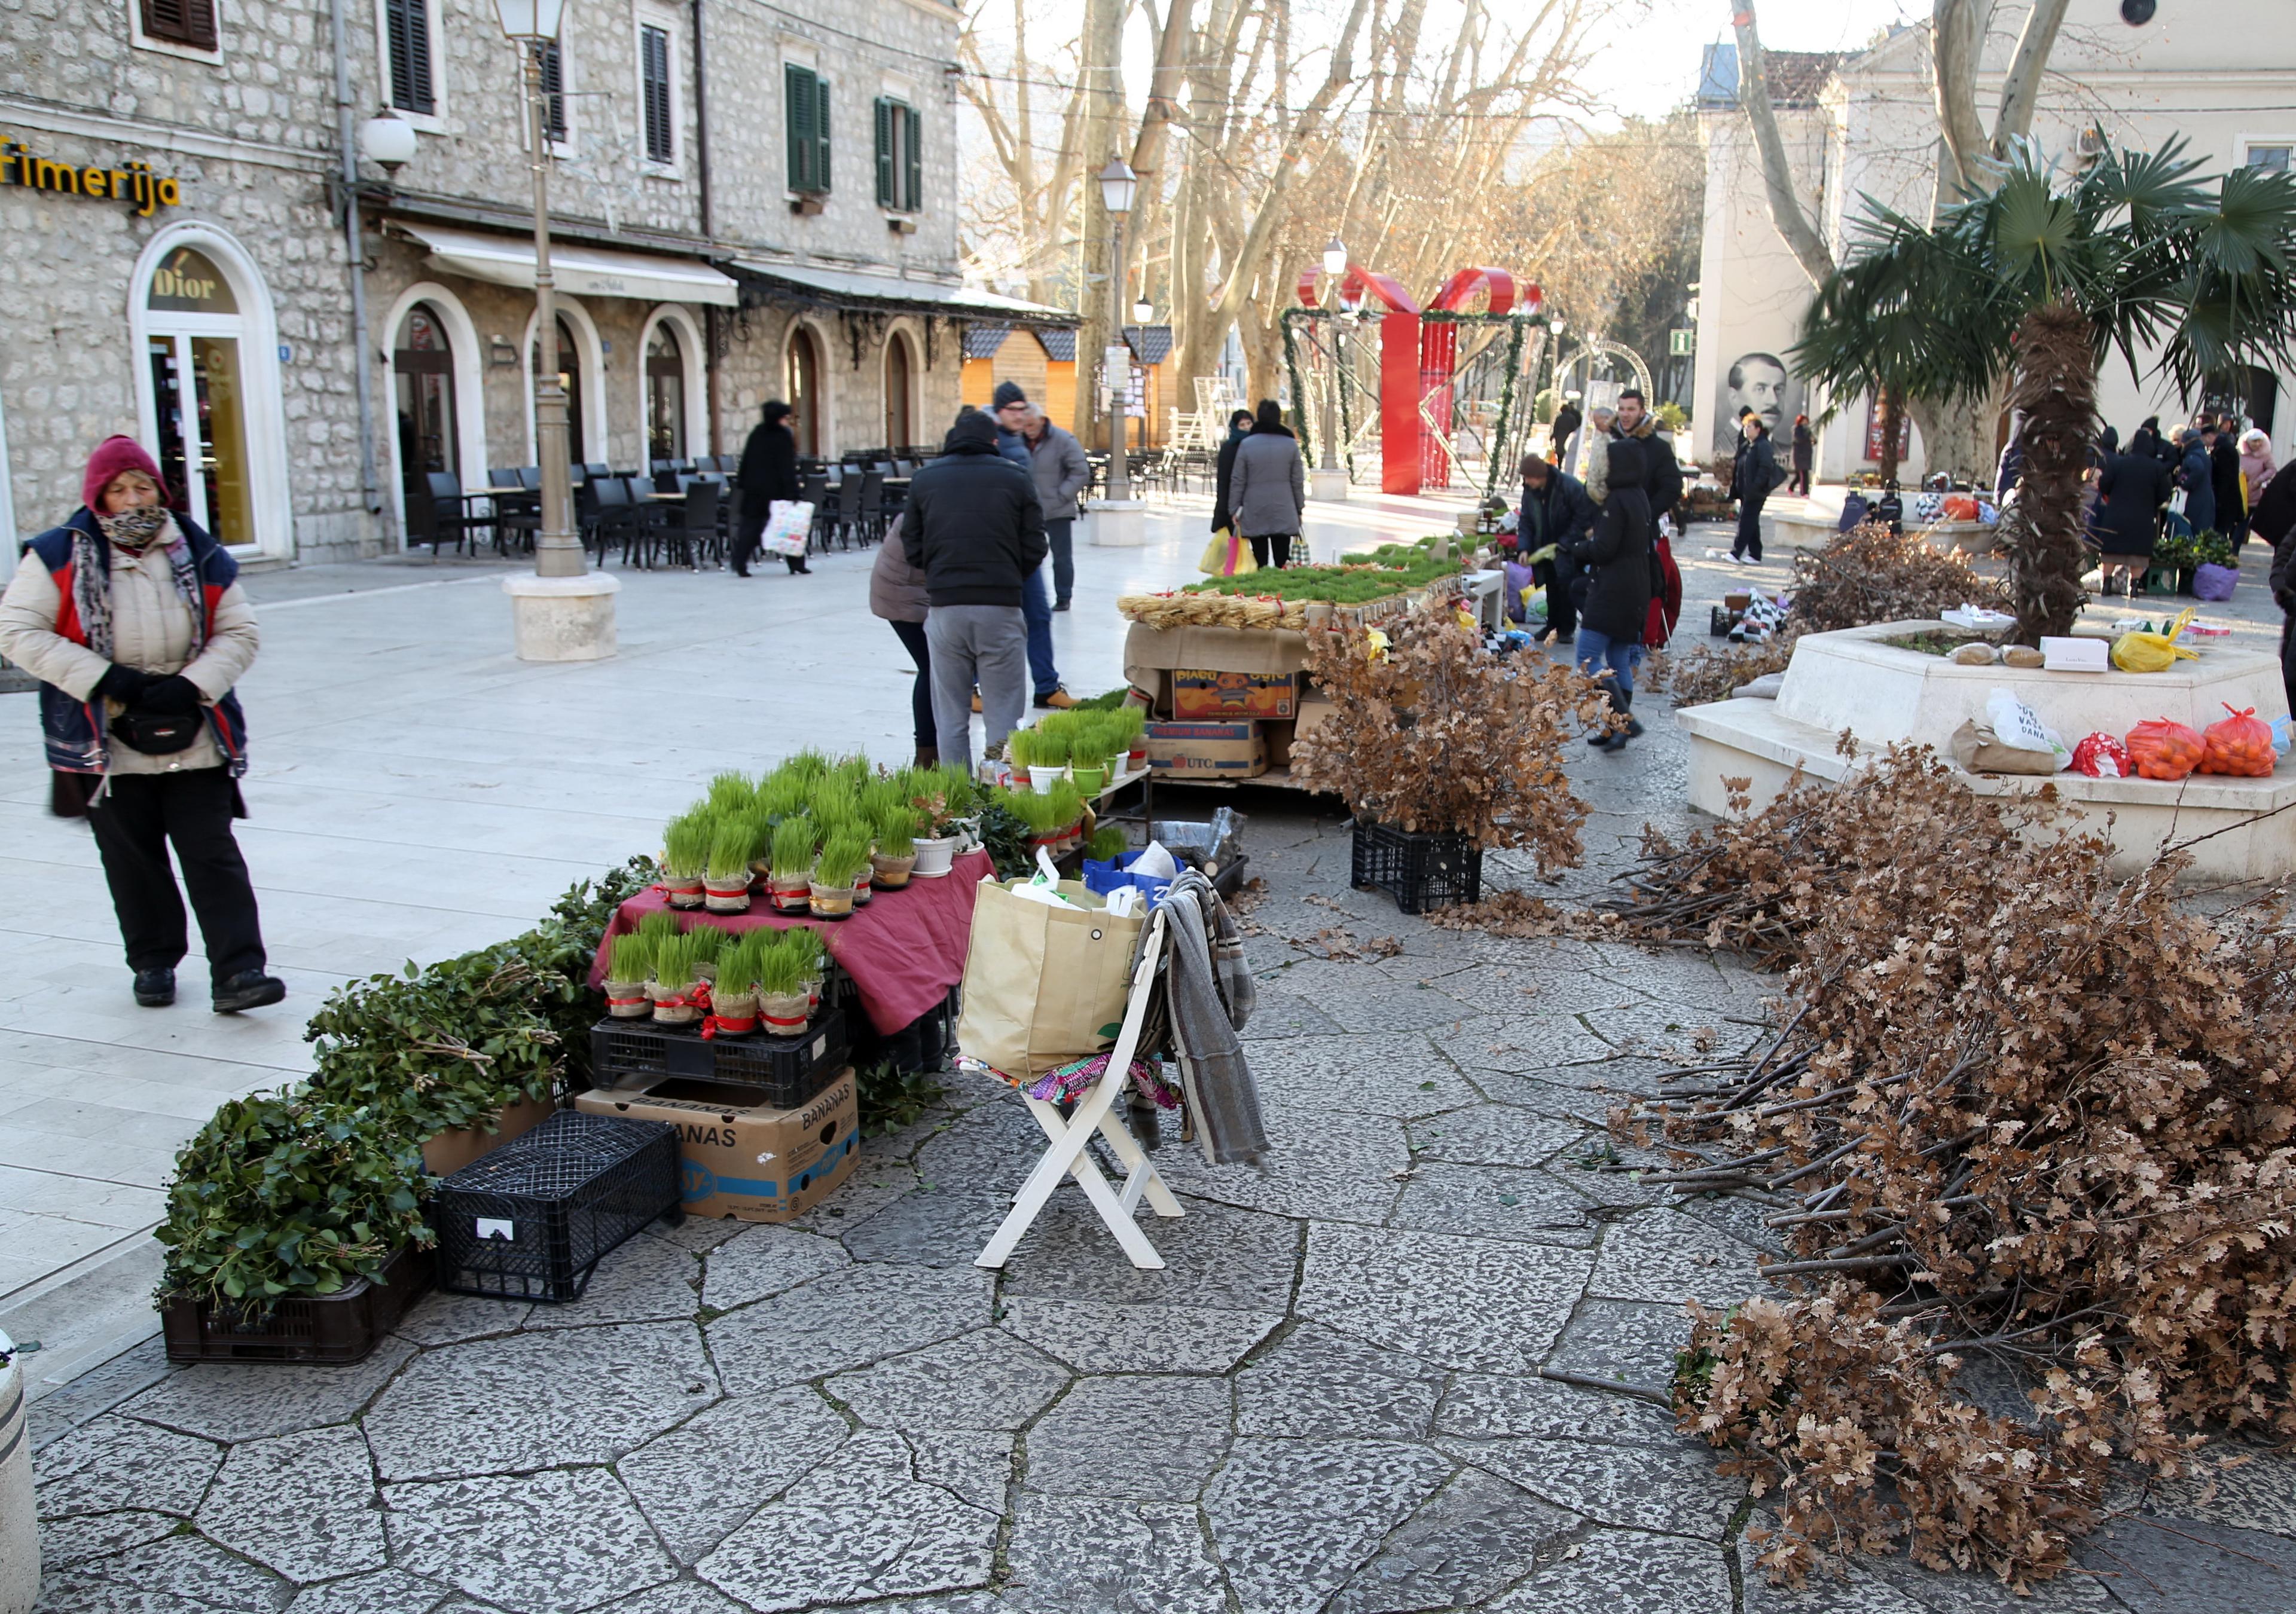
xmin=1208 ymin=409 xmax=1254 ymax=537
xmin=2206 ymin=420 xmax=2245 ymax=538
xmin=1732 ymin=418 xmax=1779 ymax=562
xmin=2257 ymin=467 xmax=2296 ymax=720
xmin=734 ymin=400 xmax=809 ymax=577
xmin=2128 ymin=415 xmax=2170 ymax=466
xmin=1549 ymin=397 xmax=1581 ymax=464
xmin=1788 ymin=414 xmax=1814 ymax=496
xmin=1567 ymin=436 xmax=1654 ymax=752
xmin=1518 ymin=453 xmax=1598 ymax=643
xmin=2092 ymin=448 xmax=2171 ymax=595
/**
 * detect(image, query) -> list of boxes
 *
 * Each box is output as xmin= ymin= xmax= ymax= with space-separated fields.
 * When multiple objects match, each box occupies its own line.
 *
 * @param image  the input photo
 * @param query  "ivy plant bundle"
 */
xmin=1289 ymin=603 xmax=1604 ymax=870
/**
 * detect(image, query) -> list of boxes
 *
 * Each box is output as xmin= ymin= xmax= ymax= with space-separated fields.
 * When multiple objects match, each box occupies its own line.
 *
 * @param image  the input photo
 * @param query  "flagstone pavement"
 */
xmin=11 ymin=494 xmax=2294 ymax=1612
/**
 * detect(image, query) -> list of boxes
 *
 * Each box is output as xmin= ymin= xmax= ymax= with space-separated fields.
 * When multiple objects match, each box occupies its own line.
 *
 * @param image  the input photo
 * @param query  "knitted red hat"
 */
xmin=82 ymin=435 xmax=167 ymax=513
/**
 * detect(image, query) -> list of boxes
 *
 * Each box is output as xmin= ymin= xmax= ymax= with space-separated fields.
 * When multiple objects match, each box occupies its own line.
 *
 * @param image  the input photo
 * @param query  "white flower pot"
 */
xmin=911 ymin=835 xmax=958 ymax=878
xmin=1028 ymin=764 xmax=1068 ymax=791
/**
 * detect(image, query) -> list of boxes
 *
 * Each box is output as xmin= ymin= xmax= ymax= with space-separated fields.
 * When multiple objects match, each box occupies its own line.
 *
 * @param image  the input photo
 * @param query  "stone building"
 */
xmin=0 ymin=0 xmax=1067 ymax=561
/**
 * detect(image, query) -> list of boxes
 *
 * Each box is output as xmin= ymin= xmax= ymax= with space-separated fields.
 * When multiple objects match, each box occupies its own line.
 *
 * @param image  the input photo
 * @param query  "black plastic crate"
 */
xmin=1351 ymin=821 xmax=1483 ymax=915
xmin=430 ymin=1111 xmax=680 ymax=1303
xmin=161 ymin=1243 xmax=433 ymax=1364
xmin=590 ymin=1005 xmax=848 ymax=1109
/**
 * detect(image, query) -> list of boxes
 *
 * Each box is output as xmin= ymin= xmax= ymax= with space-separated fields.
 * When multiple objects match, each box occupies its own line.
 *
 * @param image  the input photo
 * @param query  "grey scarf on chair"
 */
xmin=1156 ymin=870 xmax=1266 ymax=1166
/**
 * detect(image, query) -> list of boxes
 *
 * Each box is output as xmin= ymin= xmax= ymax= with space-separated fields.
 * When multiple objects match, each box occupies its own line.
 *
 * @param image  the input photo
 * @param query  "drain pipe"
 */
xmin=693 ymin=0 xmax=722 ymax=456
xmin=328 ymin=0 xmax=384 ymax=536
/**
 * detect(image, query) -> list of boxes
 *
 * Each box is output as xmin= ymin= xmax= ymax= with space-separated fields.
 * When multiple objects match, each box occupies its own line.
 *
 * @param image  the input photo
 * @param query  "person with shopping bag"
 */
xmin=733 ymin=399 xmax=810 ymax=577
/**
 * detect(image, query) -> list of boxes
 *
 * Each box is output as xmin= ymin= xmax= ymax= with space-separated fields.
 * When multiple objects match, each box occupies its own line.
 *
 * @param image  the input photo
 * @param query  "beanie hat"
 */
xmin=83 ymin=435 xmax=167 ymax=514
xmin=945 ymin=408 xmax=1000 ymax=452
xmin=991 ymin=380 xmax=1027 ymax=409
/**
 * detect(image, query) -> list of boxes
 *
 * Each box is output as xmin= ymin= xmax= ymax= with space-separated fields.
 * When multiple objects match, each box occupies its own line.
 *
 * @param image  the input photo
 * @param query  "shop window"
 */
xmin=646 ymin=323 xmax=685 ymax=460
xmin=140 ymin=0 xmax=218 ymax=52
xmin=532 ymin=40 xmax=566 ymax=144
xmin=785 ymin=64 xmax=831 ymax=194
xmin=640 ymin=25 xmax=673 ymax=164
xmin=786 ymin=325 xmax=823 ymax=456
xmin=384 ymin=0 xmax=435 ymax=117
xmin=874 ymin=97 xmax=921 ymax=212
xmin=145 ymin=246 xmax=252 ymax=545
xmin=394 ymin=303 xmax=459 ymax=495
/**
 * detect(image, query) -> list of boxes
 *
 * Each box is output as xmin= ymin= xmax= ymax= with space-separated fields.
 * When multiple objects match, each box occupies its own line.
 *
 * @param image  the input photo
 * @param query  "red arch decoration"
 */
xmin=1418 ymin=270 xmax=1541 ymax=488
xmin=1297 ymin=262 xmax=1424 ymax=495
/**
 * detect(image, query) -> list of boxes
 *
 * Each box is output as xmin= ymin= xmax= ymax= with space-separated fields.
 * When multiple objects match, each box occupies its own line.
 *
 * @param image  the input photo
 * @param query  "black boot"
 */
xmin=1595 ymin=685 xmax=1641 ymax=751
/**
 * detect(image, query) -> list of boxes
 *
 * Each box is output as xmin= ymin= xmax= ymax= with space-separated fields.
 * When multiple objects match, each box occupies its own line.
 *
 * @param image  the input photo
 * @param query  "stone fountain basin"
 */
xmin=1676 ymin=619 xmax=2296 ymax=880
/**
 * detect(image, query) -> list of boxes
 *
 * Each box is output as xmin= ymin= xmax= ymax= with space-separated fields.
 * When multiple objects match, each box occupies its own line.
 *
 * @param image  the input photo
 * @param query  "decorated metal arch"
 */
xmin=1292 ymin=261 xmax=1423 ymax=494
xmin=1419 ymin=268 xmax=1542 ymax=491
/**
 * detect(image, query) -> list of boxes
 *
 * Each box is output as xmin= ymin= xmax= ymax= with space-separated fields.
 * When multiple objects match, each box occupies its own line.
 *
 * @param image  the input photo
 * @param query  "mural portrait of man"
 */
xmin=1716 ymin=351 xmax=1796 ymax=456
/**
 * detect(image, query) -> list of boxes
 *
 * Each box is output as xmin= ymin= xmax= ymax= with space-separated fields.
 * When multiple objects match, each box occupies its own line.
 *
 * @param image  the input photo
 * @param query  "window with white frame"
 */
xmin=383 ymin=0 xmax=435 ymax=116
xmin=132 ymin=0 xmax=219 ymax=57
xmin=2245 ymin=142 xmax=2294 ymax=175
xmin=874 ymin=96 xmax=921 ymax=212
xmin=639 ymin=23 xmax=673 ymax=166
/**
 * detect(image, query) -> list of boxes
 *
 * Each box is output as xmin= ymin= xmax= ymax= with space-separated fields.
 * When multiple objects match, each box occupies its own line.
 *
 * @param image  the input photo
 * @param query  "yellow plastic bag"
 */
xmin=2111 ymin=606 xmax=2200 ymax=674
xmin=1196 ymin=529 xmax=1259 ymax=577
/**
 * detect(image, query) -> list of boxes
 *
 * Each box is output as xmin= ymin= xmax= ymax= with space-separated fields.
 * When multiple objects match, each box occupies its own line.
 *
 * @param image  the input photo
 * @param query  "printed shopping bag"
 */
xmin=762 ymin=500 xmax=814 ymax=558
xmin=956 ymin=875 xmax=1146 ymax=1077
xmin=1195 ymin=528 xmax=1259 ymax=577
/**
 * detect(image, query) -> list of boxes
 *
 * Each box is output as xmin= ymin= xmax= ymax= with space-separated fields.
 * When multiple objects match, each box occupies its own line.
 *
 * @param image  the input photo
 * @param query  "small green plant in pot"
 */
xmin=755 ymin=931 xmax=813 ymax=1033
xmin=603 ymin=931 xmax=654 ymax=1019
xmin=649 ymin=931 xmax=706 ymax=1025
xmin=769 ymin=815 xmax=817 ymax=913
xmin=871 ymin=805 xmax=921 ymax=889
xmin=706 ymin=934 xmax=760 ymax=1036
xmin=1046 ymin=779 xmax=1088 ymax=852
xmin=1022 ymin=726 xmax=1070 ymax=792
xmin=686 ymin=921 xmax=727 ymax=982
xmin=704 ymin=819 xmax=755 ymax=912
xmin=661 ymin=812 xmax=713 ymax=909
xmin=811 ymin=830 xmax=869 ymax=918
xmin=783 ymin=924 xmax=828 ymax=1010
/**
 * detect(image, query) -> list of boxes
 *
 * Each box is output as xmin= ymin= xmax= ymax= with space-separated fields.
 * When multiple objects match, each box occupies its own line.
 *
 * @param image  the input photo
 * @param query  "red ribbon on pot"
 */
xmin=701 ymin=1012 xmax=758 ymax=1040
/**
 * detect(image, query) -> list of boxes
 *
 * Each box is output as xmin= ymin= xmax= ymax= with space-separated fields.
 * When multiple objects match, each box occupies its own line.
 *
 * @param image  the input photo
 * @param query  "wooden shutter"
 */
xmin=640 ymin=26 xmax=672 ymax=163
xmin=142 ymin=0 xmax=218 ymax=50
xmin=385 ymin=0 xmax=434 ymax=116
xmin=874 ymin=97 xmax=894 ymax=207
xmin=535 ymin=42 xmax=566 ymax=142
xmin=903 ymin=102 xmax=921 ymax=212
xmin=814 ymin=76 xmax=832 ymax=194
xmin=785 ymin=65 xmax=815 ymax=191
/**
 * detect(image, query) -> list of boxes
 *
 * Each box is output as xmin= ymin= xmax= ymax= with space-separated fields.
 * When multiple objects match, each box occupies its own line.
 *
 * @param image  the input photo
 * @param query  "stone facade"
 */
xmin=1 ymin=0 xmax=1016 ymax=563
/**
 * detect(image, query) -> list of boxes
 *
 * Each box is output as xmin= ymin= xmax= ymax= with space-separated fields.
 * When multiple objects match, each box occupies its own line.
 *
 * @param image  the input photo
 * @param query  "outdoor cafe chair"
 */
xmin=407 ymin=472 xmax=486 ymax=556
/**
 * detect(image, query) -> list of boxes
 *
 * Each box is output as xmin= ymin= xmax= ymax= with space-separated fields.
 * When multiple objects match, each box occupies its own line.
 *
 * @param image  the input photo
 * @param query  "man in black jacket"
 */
xmin=905 ymin=408 xmax=1048 ymax=775
xmin=1613 ymin=389 xmax=1683 ymax=524
xmin=1733 ymin=417 xmax=1780 ymax=562
xmin=1518 ymin=454 xmax=1597 ymax=643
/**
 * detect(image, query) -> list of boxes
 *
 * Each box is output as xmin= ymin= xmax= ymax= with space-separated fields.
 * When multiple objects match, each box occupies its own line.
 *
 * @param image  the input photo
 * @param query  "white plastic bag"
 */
xmin=761 ymin=500 xmax=813 ymax=558
xmin=1984 ymin=687 xmax=2072 ymax=771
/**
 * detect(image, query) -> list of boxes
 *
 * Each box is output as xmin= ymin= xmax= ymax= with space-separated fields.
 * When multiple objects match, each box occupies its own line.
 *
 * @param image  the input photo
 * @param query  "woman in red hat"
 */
xmin=0 ymin=436 xmax=284 ymax=1013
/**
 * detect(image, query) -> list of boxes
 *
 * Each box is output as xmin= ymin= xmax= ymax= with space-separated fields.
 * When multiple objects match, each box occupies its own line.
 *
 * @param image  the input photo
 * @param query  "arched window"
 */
xmin=144 ymin=244 xmax=255 ymax=546
xmin=646 ymin=322 xmax=686 ymax=460
xmin=532 ymin=316 xmax=587 ymax=467
xmin=786 ymin=325 xmax=824 ymax=457
xmin=884 ymin=330 xmax=914 ymax=451
xmin=393 ymin=303 xmax=459 ymax=491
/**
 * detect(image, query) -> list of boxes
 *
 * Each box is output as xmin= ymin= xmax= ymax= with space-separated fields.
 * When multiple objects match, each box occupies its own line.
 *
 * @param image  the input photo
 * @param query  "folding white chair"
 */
xmin=975 ymin=907 xmax=1184 ymax=1271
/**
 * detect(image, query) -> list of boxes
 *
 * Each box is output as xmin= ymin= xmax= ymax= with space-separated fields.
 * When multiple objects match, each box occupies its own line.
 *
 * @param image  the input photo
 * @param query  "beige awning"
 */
xmin=390 ymin=221 xmax=739 ymax=308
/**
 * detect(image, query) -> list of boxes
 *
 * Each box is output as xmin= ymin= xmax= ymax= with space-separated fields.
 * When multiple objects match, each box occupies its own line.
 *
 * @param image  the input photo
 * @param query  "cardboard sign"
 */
xmin=573 ymin=1068 xmax=858 ymax=1222
xmin=1173 ymin=668 xmax=1299 ymax=720
xmin=1146 ymin=719 xmax=1266 ymax=779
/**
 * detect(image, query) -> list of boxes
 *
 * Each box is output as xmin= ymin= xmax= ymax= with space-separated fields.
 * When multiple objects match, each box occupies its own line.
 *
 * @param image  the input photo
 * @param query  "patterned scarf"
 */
xmin=69 ymin=511 xmax=205 ymax=667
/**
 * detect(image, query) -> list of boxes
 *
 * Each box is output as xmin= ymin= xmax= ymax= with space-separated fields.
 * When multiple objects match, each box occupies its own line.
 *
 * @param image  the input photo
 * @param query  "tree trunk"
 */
xmin=1905 ymin=386 xmax=2002 ymax=490
xmin=2004 ymin=298 xmax=2097 ymax=644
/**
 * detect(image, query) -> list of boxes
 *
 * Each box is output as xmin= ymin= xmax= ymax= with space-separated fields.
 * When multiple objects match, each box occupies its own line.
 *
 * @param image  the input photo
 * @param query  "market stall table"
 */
xmin=588 ymin=851 xmax=994 ymax=1036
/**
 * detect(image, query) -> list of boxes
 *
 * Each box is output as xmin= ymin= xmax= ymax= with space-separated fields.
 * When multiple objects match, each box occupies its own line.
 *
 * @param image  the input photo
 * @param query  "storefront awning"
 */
xmin=730 ymin=259 xmax=1078 ymax=324
xmin=390 ymin=221 xmax=739 ymax=308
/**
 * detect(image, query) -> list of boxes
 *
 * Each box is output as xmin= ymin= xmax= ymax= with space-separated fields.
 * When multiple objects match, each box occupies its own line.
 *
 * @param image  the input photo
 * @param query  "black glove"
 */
xmin=137 ymin=675 xmax=203 ymax=716
xmin=92 ymin=664 xmax=151 ymax=705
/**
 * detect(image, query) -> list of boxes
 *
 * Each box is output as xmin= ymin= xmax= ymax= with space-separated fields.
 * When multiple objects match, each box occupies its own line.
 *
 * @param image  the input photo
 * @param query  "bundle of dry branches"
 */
xmin=1611 ymin=753 xmax=2296 ymax=1585
xmin=1790 ymin=520 xmax=2007 ymax=634
xmin=1290 ymin=605 xmax=1604 ymax=870
xmin=1662 ymin=631 xmax=1802 ymax=707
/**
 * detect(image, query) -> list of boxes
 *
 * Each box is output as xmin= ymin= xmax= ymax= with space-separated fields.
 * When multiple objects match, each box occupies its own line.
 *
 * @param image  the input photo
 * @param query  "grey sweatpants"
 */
xmin=926 ymin=604 xmax=1028 ymax=775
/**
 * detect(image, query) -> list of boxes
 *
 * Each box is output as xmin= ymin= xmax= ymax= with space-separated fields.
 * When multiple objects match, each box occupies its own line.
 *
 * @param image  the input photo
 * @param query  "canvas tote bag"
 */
xmin=762 ymin=500 xmax=814 ymax=557
xmin=957 ymin=878 xmax=1146 ymax=1077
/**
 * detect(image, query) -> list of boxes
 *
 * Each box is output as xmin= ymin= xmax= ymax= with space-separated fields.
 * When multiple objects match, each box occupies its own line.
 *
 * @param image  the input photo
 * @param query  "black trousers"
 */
xmin=1532 ymin=556 xmax=1578 ymax=637
xmin=85 ymin=768 xmax=266 ymax=985
xmin=1246 ymin=532 xmax=1293 ymax=568
xmin=732 ymin=527 xmax=806 ymax=575
xmin=1734 ymin=493 xmax=1767 ymax=560
xmin=889 ymin=618 xmax=935 ymax=751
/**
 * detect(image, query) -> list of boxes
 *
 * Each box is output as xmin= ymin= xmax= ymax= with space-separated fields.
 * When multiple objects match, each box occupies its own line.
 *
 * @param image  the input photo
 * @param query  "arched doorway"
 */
xmin=393 ymin=303 xmax=459 ymax=498
xmin=884 ymin=331 xmax=914 ymax=451
xmin=646 ymin=322 xmax=686 ymax=460
xmin=143 ymin=244 xmax=257 ymax=546
xmin=786 ymin=324 xmax=824 ymax=456
xmin=532 ymin=315 xmax=587 ymax=466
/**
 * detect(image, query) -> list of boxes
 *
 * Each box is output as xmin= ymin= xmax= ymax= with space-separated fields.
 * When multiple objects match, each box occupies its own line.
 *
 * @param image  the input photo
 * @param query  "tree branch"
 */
xmin=1730 ymin=0 xmax=1836 ymax=288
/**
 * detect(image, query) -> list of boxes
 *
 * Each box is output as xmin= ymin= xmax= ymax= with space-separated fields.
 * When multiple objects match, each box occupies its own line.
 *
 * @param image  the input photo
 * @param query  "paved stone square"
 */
xmin=10 ymin=492 xmax=2295 ymax=1610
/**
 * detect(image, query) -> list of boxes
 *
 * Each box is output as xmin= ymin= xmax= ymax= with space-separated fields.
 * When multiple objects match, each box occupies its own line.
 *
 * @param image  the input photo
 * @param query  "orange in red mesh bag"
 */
xmin=2200 ymin=704 xmax=2277 ymax=777
xmin=2126 ymin=718 xmax=2205 ymax=780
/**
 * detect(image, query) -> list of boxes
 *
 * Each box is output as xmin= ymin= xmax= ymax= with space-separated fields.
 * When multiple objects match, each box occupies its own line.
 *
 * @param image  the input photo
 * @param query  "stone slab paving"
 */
xmin=23 ymin=570 xmax=2296 ymax=1608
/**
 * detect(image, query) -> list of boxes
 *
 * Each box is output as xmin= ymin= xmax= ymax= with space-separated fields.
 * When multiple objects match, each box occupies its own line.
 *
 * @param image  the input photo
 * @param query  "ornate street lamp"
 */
xmin=1098 ymin=157 xmax=1137 ymax=500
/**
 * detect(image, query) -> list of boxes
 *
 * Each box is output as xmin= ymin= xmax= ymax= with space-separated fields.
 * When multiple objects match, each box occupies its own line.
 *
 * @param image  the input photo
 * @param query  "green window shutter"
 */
xmin=874 ymin=97 xmax=894 ymax=207
xmin=815 ymin=78 xmax=832 ymax=194
xmin=785 ymin=65 xmax=814 ymax=190
xmin=903 ymin=103 xmax=922 ymax=210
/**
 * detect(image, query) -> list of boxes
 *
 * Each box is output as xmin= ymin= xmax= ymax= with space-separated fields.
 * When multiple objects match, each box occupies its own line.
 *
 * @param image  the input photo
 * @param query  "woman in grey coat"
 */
xmin=1228 ymin=399 xmax=1306 ymax=568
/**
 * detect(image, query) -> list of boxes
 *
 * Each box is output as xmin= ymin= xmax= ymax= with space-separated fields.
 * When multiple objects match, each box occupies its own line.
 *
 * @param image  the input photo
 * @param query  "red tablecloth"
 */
xmin=588 ymin=852 xmax=993 ymax=1035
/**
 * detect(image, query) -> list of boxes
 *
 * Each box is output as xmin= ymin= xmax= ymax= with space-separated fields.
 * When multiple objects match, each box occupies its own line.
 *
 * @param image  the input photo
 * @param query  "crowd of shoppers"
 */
xmin=2090 ymin=408 xmax=2283 ymax=594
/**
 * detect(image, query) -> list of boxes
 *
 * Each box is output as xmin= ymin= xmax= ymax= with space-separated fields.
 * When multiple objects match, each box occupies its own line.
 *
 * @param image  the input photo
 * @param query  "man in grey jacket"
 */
xmin=1021 ymin=405 xmax=1092 ymax=611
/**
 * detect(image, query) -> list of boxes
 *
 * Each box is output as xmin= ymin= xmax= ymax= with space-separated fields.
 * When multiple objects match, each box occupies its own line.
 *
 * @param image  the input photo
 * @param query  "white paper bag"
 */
xmin=762 ymin=500 xmax=813 ymax=558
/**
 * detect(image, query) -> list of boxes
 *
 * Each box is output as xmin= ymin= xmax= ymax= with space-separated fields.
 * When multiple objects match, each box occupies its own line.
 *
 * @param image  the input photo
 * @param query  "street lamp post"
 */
xmin=1310 ymin=237 xmax=1350 ymax=503
xmin=1089 ymin=158 xmax=1147 ymax=546
xmin=493 ymin=0 xmax=619 ymax=657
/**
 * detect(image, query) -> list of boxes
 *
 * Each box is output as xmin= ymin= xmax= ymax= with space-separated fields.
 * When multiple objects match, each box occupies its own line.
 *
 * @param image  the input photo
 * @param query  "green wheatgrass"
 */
xmin=606 ymin=932 xmax=652 ymax=982
xmin=872 ymin=806 xmax=917 ymax=858
xmin=770 ymin=815 xmax=819 ymax=878
xmin=636 ymin=910 xmax=682 ymax=942
xmin=755 ymin=933 xmax=809 ymax=997
xmin=815 ymin=830 xmax=872 ymax=888
xmin=650 ymin=932 xmax=701 ymax=989
xmin=706 ymin=820 xmax=753 ymax=881
xmin=662 ymin=812 xmax=714 ymax=880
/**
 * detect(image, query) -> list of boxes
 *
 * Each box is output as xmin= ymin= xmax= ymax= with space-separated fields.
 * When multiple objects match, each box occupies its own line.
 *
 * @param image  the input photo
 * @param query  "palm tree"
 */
xmin=1793 ymin=140 xmax=2296 ymax=641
